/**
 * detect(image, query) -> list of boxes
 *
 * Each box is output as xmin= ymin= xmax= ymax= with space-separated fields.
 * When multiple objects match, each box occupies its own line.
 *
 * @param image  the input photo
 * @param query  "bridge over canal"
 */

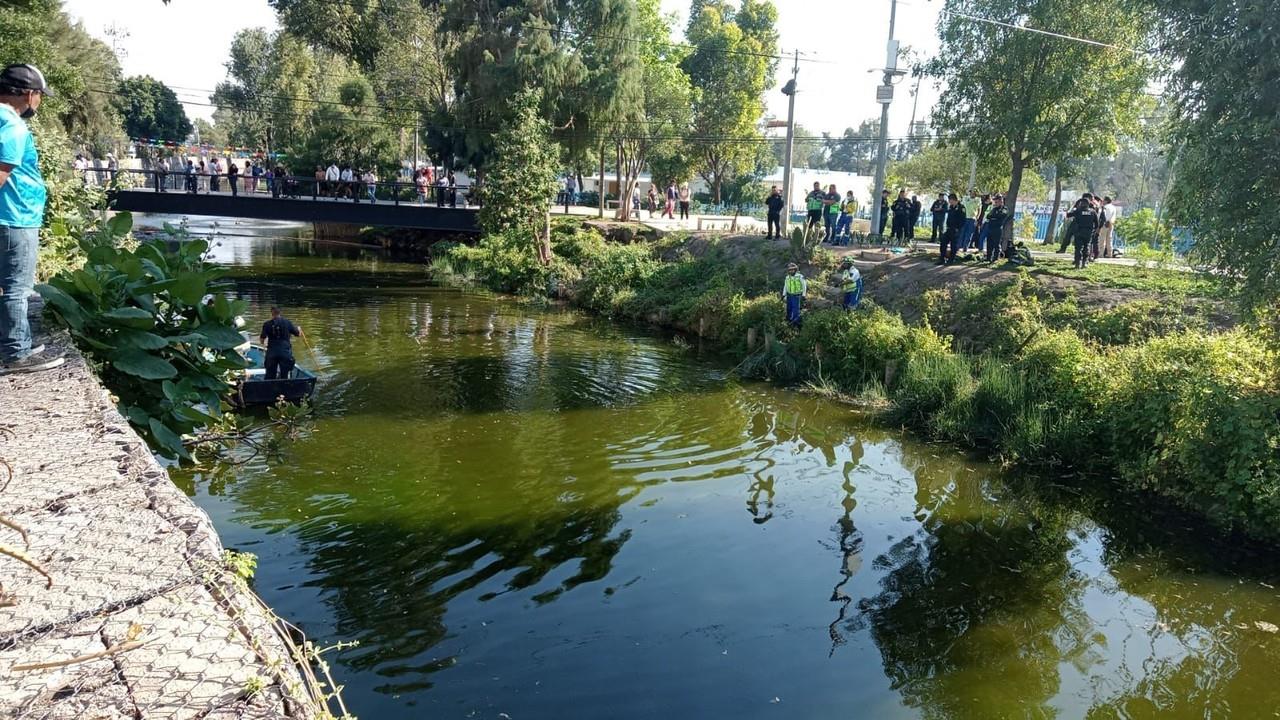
xmin=109 ymin=169 xmax=480 ymax=234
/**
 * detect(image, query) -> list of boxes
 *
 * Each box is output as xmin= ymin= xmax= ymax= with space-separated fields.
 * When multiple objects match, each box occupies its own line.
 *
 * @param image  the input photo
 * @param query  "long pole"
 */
xmin=869 ymin=0 xmax=898 ymax=241
xmin=780 ymin=50 xmax=799 ymax=235
xmin=967 ymin=154 xmax=977 ymax=192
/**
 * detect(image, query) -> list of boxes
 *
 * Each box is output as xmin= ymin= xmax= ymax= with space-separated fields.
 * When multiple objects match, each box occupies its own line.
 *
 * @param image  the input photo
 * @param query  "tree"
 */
xmin=114 ymin=76 xmax=192 ymax=142
xmin=682 ymin=0 xmax=778 ymax=203
xmin=886 ymin=143 xmax=1047 ymax=201
xmin=1159 ymin=0 xmax=1279 ymax=304
xmin=188 ymin=118 xmax=226 ymax=149
xmin=291 ymin=77 xmax=398 ymax=174
xmin=927 ymin=0 xmax=1155 ymax=231
xmin=210 ymin=28 xmax=272 ymax=150
xmin=612 ymin=0 xmax=693 ymax=221
xmin=827 ymin=119 xmax=882 ymax=175
xmin=479 ymin=89 xmax=560 ymax=265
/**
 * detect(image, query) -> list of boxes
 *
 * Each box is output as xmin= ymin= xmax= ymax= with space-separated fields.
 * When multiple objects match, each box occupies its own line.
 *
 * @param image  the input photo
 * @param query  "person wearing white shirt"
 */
xmin=1099 ymin=196 xmax=1118 ymax=258
xmin=339 ymin=166 xmax=353 ymax=200
xmin=362 ymin=169 xmax=377 ymax=203
xmin=324 ymin=163 xmax=339 ymax=197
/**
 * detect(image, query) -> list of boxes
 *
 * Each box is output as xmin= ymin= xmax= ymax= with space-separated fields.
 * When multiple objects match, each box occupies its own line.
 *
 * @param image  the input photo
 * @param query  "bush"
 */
xmin=1115 ymin=207 xmax=1174 ymax=252
xmin=37 ymin=213 xmax=248 ymax=459
xmin=448 ymin=229 xmax=551 ymax=295
xmin=891 ymin=350 xmax=974 ymax=431
xmin=1103 ymin=331 xmax=1280 ymax=537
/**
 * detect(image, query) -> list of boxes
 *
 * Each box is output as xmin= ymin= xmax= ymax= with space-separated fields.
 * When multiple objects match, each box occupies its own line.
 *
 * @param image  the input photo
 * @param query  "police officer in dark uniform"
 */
xmin=259 ymin=306 xmax=304 ymax=380
xmin=877 ymin=189 xmax=890 ymax=236
xmin=1065 ymin=197 xmax=1100 ymax=269
xmin=983 ymin=194 xmax=1010 ymax=263
xmin=890 ymin=190 xmax=913 ymax=242
xmin=930 ymin=194 xmax=947 ymax=242
xmin=909 ymin=195 xmax=922 ymax=240
xmin=940 ymin=193 xmax=966 ymax=265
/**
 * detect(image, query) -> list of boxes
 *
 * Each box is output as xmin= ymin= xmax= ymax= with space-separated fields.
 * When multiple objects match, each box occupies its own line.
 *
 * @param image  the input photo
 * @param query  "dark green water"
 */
xmin=161 ymin=217 xmax=1280 ymax=719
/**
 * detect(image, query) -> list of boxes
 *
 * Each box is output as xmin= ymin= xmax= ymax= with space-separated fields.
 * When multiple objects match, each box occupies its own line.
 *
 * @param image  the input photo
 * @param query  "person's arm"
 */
xmin=291 ymin=321 xmax=303 ymax=338
xmin=0 ymin=162 xmax=14 ymax=190
xmin=259 ymin=322 xmax=269 ymax=344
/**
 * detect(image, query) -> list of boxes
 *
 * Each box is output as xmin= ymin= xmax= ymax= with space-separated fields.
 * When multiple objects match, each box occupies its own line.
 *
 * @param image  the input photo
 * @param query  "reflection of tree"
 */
xmin=1082 ymin=503 xmax=1280 ymax=718
xmin=827 ymin=438 xmax=865 ymax=654
xmin=855 ymin=446 xmax=1091 ymax=720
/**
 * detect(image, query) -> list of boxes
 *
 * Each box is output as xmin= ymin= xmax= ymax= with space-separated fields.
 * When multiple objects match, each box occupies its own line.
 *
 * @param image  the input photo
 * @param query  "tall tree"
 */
xmin=479 ymin=88 xmax=560 ymax=264
xmin=1154 ymin=0 xmax=1278 ymax=303
xmin=211 ymin=28 xmax=273 ymax=150
xmin=926 ymin=0 xmax=1155 ymax=226
xmin=612 ymin=0 xmax=693 ymax=220
xmin=114 ymin=76 xmax=192 ymax=142
xmin=682 ymin=0 xmax=778 ymax=203
xmin=887 ymin=143 xmax=1047 ymax=201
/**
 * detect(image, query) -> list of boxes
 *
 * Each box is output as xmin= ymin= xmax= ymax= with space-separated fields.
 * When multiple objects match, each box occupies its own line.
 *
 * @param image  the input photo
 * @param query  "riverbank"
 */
xmin=438 ymin=221 xmax=1280 ymax=542
xmin=0 ymin=332 xmax=331 ymax=718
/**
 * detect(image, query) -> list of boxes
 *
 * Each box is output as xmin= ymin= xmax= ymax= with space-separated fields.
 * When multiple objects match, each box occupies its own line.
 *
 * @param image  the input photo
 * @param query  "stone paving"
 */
xmin=0 ymin=333 xmax=318 ymax=719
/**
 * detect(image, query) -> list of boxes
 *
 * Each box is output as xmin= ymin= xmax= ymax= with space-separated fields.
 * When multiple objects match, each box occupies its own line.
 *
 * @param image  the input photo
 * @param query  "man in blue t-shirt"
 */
xmin=259 ymin=306 xmax=304 ymax=380
xmin=0 ymin=64 xmax=62 ymax=375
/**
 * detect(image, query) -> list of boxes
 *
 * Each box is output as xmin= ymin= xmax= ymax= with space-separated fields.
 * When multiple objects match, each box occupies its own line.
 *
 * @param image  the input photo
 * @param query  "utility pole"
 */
xmin=780 ymin=50 xmax=799 ymax=235
xmin=869 ymin=0 xmax=901 ymax=241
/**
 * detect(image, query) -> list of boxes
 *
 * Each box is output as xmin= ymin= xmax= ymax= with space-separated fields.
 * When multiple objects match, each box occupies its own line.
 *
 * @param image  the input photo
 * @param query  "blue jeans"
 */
xmin=835 ymin=214 xmax=853 ymax=243
xmin=976 ymin=223 xmax=991 ymax=253
xmin=824 ymin=213 xmax=837 ymax=242
xmin=0 ymin=225 xmax=39 ymax=362
xmin=959 ymin=219 xmax=976 ymax=250
xmin=785 ymin=293 xmax=802 ymax=326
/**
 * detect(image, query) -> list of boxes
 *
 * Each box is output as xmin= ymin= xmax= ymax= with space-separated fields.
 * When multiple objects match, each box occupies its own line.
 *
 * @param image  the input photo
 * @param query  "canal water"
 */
xmin=158 ymin=217 xmax=1280 ymax=719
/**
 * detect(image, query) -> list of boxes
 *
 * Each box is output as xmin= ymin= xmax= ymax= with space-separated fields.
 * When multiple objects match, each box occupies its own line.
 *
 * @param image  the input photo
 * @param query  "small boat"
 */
xmin=232 ymin=345 xmax=318 ymax=407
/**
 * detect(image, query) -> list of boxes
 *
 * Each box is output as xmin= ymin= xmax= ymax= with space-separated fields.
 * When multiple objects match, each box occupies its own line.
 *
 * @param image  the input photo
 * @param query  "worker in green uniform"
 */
xmin=805 ymin=182 xmax=824 ymax=233
xmin=782 ymin=262 xmax=807 ymax=327
xmin=838 ymin=258 xmax=862 ymax=310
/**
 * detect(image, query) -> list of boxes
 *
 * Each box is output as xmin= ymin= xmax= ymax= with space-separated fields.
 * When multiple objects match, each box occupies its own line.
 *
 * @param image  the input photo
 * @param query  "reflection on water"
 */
xmin=163 ymin=217 xmax=1280 ymax=719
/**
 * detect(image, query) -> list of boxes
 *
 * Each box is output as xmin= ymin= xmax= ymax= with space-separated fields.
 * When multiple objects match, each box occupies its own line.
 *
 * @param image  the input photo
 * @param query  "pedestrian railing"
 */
xmin=114 ymin=168 xmax=478 ymax=209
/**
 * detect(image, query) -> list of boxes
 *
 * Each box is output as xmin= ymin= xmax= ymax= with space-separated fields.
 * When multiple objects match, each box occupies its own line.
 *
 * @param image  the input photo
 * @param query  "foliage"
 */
xmin=1159 ymin=0 xmax=1280 ymax=306
xmin=887 ymin=143 xmax=1046 ymax=200
xmin=926 ymin=0 xmax=1157 ymax=215
xmin=612 ymin=0 xmax=694 ymax=220
xmin=36 ymin=214 xmax=249 ymax=459
xmin=478 ymin=88 xmax=560 ymax=264
xmin=0 ymin=0 xmax=126 ymax=154
xmin=1032 ymin=259 xmax=1228 ymax=299
xmin=114 ymin=76 xmax=193 ymax=142
xmin=222 ymin=549 xmax=258 ymax=581
xmin=1115 ymin=207 xmax=1174 ymax=251
xmin=681 ymin=0 xmax=778 ymax=203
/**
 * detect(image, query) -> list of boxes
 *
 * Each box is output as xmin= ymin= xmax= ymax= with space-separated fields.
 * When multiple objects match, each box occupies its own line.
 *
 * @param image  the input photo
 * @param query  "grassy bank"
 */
xmin=438 ymin=222 xmax=1280 ymax=542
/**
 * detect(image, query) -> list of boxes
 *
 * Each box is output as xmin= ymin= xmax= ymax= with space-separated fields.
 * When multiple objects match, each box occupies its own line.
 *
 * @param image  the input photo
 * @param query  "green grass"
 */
xmin=1032 ymin=258 xmax=1230 ymax=299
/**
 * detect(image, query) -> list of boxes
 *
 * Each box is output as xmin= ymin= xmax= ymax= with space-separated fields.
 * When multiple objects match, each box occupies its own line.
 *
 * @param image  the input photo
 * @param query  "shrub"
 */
xmin=891 ymin=349 xmax=973 ymax=431
xmin=448 ymin=229 xmax=550 ymax=295
xmin=1103 ymin=331 xmax=1280 ymax=537
xmin=37 ymin=213 xmax=248 ymax=459
xmin=573 ymin=242 xmax=658 ymax=315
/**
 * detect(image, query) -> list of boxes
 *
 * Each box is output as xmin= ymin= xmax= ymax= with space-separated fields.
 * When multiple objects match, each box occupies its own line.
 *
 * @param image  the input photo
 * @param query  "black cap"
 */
xmin=1 ymin=64 xmax=53 ymax=97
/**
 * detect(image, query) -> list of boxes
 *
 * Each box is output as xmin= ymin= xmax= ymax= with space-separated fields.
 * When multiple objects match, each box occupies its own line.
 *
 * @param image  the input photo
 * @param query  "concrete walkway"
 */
xmin=0 ymin=333 xmax=321 ymax=719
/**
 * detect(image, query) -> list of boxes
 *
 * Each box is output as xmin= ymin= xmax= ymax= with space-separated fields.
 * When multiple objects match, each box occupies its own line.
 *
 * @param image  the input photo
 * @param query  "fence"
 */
xmin=115 ymin=168 xmax=476 ymax=209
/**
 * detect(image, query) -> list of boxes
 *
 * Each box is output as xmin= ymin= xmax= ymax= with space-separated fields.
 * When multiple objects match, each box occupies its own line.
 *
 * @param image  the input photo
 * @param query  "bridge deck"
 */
xmin=111 ymin=188 xmax=480 ymax=233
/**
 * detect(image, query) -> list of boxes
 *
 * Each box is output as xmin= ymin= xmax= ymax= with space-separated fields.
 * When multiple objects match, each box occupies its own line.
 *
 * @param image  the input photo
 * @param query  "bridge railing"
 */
xmin=112 ymin=168 xmax=478 ymax=208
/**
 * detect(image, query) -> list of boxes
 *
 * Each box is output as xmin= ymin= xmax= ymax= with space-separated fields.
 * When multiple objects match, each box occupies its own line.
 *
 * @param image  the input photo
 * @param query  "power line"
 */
xmin=939 ymin=9 xmax=1150 ymax=55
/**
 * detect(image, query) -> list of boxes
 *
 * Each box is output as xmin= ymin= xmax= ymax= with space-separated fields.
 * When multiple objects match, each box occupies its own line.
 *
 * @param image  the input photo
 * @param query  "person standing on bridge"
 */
xmin=0 ymin=64 xmax=64 ymax=375
xmin=259 ymin=306 xmax=303 ymax=381
xmin=185 ymin=159 xmax=197 ymax=194
xmin=324 ymin=162 xmax=339 ymax=198
xmin=209 ymin=157 xmax=222 ymax=192
xmin=363 ymin=168 xmax=377 ymax=203
xmin=227 ymin=160 xmax=239 ymax=196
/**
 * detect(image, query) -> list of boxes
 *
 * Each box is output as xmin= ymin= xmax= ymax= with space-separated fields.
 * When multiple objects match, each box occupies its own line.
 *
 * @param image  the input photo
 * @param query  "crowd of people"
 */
xmin=1058 ymin=192 xmax=1118 ymax=268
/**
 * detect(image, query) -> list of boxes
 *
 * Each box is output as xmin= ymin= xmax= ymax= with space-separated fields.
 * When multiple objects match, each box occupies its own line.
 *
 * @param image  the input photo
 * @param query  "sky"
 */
xmin=62 ymin=0 xmax=942 ymax=137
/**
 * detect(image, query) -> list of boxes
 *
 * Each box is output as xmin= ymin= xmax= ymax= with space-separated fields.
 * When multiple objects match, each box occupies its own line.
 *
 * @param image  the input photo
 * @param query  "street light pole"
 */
xmin=780 ymin=50 xmax=799 ymax=236
xmin=869 ymin=0 xmax=899 ymax=241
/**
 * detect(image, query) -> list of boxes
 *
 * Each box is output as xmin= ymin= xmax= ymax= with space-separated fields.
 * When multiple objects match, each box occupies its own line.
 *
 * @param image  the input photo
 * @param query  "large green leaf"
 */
xmin=35 ymin=284 xmax=87 ymax=329
xmin=116 ymin=330 xmax=168 ymax=350
xmin=71 ymin=269 xmax=102 ymax=296
xmin=110 ymin=349 xmax=177 ymax=380
xmin=106 ymin=211 xmax=133 ymax=237
xmin=101 ymin=307 xmax=155 ymax=330
xmin=148 ymin=417 xmax=190 ymax=460
xmin=170 ymin=272 xmax=207 ymax=306
xmin=195 ymin=324 xmax=247 ymax=350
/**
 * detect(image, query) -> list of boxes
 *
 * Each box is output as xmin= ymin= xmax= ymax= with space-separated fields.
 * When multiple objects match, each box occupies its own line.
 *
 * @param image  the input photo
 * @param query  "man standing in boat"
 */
xmin=259 ymin=306 xmax=303 ymax=380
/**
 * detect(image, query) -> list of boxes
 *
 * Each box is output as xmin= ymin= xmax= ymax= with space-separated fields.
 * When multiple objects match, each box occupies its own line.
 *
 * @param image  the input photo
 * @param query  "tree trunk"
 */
xmin=1044 ymin=171 xmax=1063 ymax=245
xmin=712 ymin=174 xmax=721 ymax=205
xmin=598 ymin=139 xmax=605 ymax=219
xmin=538 ymin=210 xmax=552 ymax=265
xmin=615 ymin=141 xmax=626 ymax=222
xmin=1004 ymin=149 xmax=1025 ymax=243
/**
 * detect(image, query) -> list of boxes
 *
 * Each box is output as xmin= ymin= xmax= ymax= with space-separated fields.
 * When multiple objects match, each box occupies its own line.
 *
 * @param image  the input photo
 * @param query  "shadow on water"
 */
xmin=166 ymin=224 xmax=1280 ymax=719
